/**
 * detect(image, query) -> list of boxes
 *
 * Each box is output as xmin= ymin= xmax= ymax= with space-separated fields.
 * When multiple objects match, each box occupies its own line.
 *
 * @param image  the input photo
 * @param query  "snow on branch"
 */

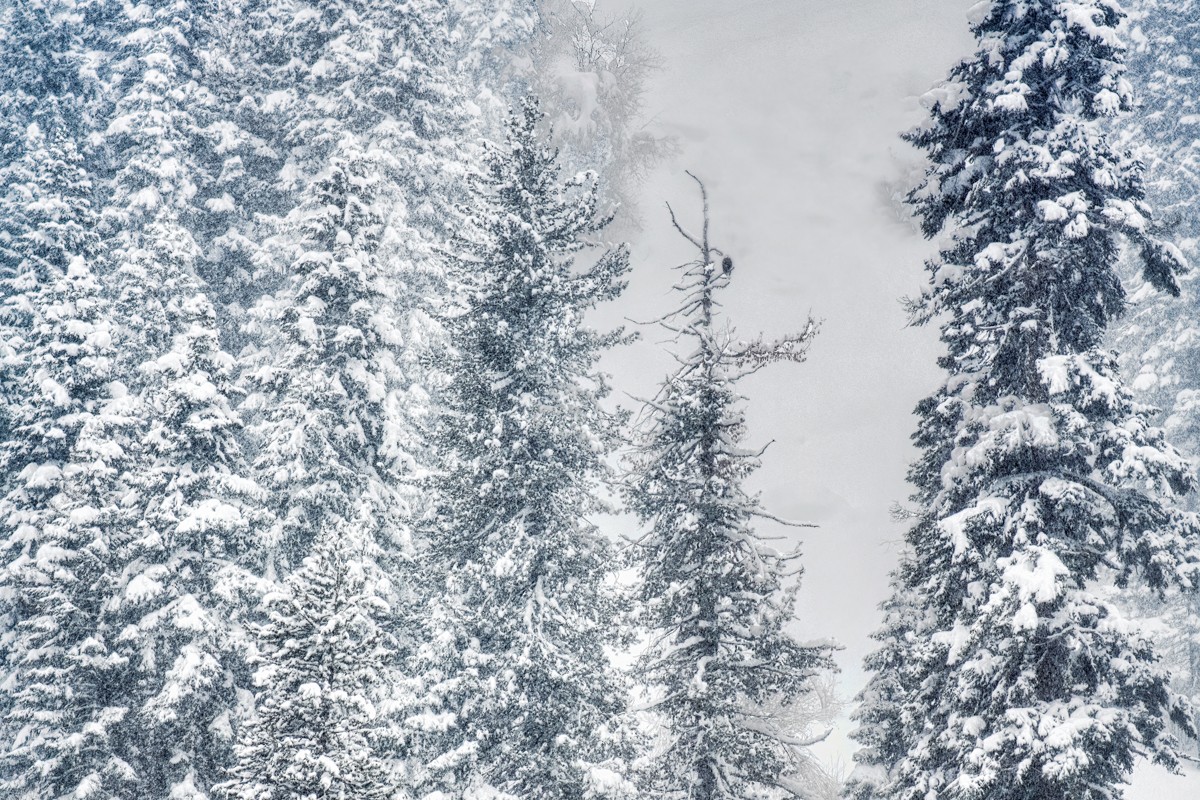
xmin=729 ymin=320 xmax=820 ymax=375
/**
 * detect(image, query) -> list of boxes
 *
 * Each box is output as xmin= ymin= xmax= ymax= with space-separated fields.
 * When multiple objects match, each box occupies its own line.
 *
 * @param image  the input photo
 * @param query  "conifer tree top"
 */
xmin=413 ymin=97 xmax=634 ymax=800
xmin=626 ymin=173 xmax=834 ymax=800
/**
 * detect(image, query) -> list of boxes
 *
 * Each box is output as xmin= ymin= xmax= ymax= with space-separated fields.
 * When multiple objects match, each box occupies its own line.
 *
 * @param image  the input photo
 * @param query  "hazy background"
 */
xmin=594 ymin=0 xmax=1200 ymax=792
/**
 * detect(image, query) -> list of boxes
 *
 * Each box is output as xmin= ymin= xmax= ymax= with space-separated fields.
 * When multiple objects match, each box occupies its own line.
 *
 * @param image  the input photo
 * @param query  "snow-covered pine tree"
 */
xmin=231 ymin=0 xmax=544 ymax=515
xmin=848 ymin=3 xmax=1200 ymax=799
xmin=1118 ymin=0 xmax=1200 ymax=237
xmin=1128 ymin=578 xmax=1200 ymax=758
xmin=450 ymin=0 xmax=537 ymax=81
xmin=0 ymin=105 xmax=140 ymax=800
xmin=186 ymin=0 xmax=284 ymax=298
xmin=112 ymin=232 xmax=265 ymax=798
xmin=229 ymin=0 xmax=535 ymax=287
xmin=237 ymin=0 xmax=473 ymax=234
xmin=1109 ymin=0 xmax=1200 ymax=479
xmin=237 ymin=0 xmax=482 ymax=546
xmin=204 ymin=126 xmax=405 ymax=800
xmin=101 ymin=0 xmax=224 ymax=358
xmin=217 ymin=525 xmax=392 ymax=800
xmin=233 ymin=5 xmax=507 ymax=787
xmin=625 ymin=173 xmax=834 ymax=800
xmin=410 ymin=97 xmax=634 ymax=800
xmin=87 ymin=2 xmax=269 ymax=793
xmin=360 ymin=0 xmax=481 ymax=466
xmin=844 ymin=562 xmax=922 ymax=800
xmin=0 ymin=0 xmax=97 ymax=166
xmin=242 ymin=143 xmax=408 ymax=572
xmin=0 ymin=0 xmax=104 ymax=485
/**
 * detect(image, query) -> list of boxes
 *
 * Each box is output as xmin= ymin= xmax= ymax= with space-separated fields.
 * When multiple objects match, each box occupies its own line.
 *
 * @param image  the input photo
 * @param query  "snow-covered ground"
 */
xmin=1128 ymin=760 xmax=1200 ymax=799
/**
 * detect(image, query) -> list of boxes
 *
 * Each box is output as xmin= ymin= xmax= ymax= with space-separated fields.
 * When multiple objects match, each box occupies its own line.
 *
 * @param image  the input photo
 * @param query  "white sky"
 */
xmin=596 ymin=0 xmax=1200 ymax=792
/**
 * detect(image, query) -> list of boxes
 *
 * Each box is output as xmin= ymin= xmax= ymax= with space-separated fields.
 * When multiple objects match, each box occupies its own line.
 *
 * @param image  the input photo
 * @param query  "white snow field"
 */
xmin=1128 ymin=760 xmax=1200 ymax=799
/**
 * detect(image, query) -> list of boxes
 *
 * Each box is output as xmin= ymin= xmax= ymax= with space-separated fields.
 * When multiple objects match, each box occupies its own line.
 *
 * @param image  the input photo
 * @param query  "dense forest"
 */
xmin=2 ymin=2 xmax=1200 ymax=800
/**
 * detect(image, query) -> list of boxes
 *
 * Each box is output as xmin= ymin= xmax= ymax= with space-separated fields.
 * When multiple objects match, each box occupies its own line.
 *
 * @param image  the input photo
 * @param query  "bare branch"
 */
xmin=729 ymin=319 xmax=821 ymax=374
xmin=685 ymin=169 xmax=710 ymax=256
xmin=748 ymin=509 xmax=819 ymax=529
xmin=665 ymin=200 xmax=705 ymax=251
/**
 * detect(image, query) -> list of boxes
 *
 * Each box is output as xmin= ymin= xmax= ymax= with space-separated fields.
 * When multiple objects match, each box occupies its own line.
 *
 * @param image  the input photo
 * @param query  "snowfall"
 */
xmin=609 ymin=0 xmax=1200 ymax=794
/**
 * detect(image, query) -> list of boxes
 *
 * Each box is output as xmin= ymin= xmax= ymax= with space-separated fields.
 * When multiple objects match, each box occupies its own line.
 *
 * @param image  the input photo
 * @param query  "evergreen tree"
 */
xmin=0 ymin=109 xmax=139 ymax=800
xmin=0 ymin=0 xmax=102 ymax=474
xmin=0 ymin=0 xmax=97 ymax=167
xmin=90 ymin=2 xmax=268 ymax=794
xmin=411 ymin=97 xmax=634 ymax=800
xmin=848 ymin=3 xmax=1200 ymax=799
xmin=1147 ymin=586 xmax=1200 ymax=756
xmin=844 ymin=563 xmax=922 ymax=800
xmin=242 ymin=145 xmax=407 ymax=573
xmin=217 ymin=526 xmax=392 ymax=800
xmin=236 ymin=143 xmax=416 ymax=796
xmin=1110 ymin=0 xmax=1200 ymax=468
xmin=114 ymin=258 xmax=265 ymax=798
xmin=1118 ymin=0 xmax=1200 ymax=234
xmin=233 ymin=4 xmax=535 ymax=789
xmin=225 ymin=0 xmax=534 ymax=304
xmin=237 ymin=0 xmax=483 ymax=553
xmin=236 ymin=0 xmax=473 ymax=246
xmin=163 ymin=0 xmax=318 ymax=326
xmin=450 ymin=0 xmax=537 ymax=81
xmin=625 ymin=174 xmax=833 ymax=800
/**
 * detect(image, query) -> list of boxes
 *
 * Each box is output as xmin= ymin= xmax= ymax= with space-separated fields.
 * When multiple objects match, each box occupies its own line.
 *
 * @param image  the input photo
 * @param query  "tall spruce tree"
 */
xmin=0 ymin=107 xmax=140 ymax=800
xmin=231 ymin=0 xmax=544 ymax=557
xmin=90 ymin=2 xmax=268 ymax=794
xmin=237 ymin=0 xmax=483 ymax=563
xmin=848 ymin=3 xmax=1200 ymax=799
xmin=113 ymin=239 xmax=265 ymax=798
xmin=450 ymin=0 xmax=537 ymax=81
xmin=0 ymin=7 xmax=135 ymax=797
xmin=242 ymin=144 xmax=407 ymax=572
xmin=232 ymin=4 xmax=540 ymax=792
xmin=625 ymin=174 xmax=834 ymax=800
xmin=1117 ymin=0 xmax=1200 ymax=236
xmin=410 ymin=97 xmax=634 ymax=800
xmin=1110 ymin=0 xmax=1200 ymax=468
xmin=0 ymin=0 xmax=97 ymax=164
xmin=0 ymin=0 xmax=103 ymax=485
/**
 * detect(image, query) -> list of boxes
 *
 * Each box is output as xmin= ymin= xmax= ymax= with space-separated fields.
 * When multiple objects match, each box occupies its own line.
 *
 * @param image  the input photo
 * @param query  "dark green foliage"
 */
xmin=849 ymin=4 xmax=1200 ymax=799
xmin=412 ymin=98 xmax=634 ymax=800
